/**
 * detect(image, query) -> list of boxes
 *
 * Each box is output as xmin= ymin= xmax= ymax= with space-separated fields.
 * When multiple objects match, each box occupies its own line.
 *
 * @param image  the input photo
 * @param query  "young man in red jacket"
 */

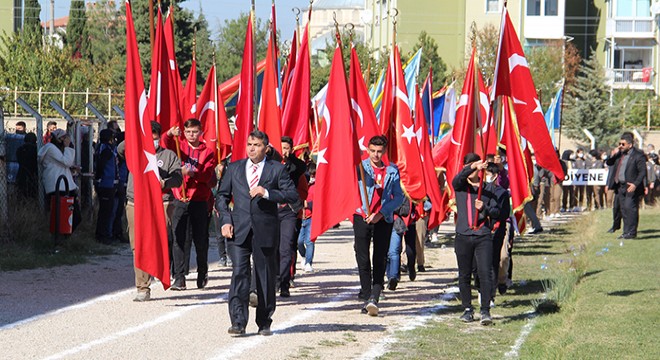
xmin=163 ymin=119 xmax=218 ymax=290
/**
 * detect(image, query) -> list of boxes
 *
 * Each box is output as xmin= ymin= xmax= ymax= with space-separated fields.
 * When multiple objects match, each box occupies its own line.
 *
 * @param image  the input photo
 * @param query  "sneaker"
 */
xmin=490 ymin=300 xmax=496 ymax=308
xmin=480 ymin=311 xmax=493 ymax=325
xmin=417 ymin=265 xmax=426 ymax=272
xmin=289 ymin=279 xmax=296 ymax=288
xmin=460 ymin=309 xmax=474 ymax=322
xmin=219 ymin=256 xmax=227 ymax=267
xmin=170 ymin=278 xmax=186 ymax=291
xmin=226 ymin=258 xmax=233 ymax=267
xmin=133 ymin=291 xmax=150 ymax=302
xmin=197 ymin=273 xmax=208 ymax=289
xmin=528 ymin=228 xmax=544 ymax=235
xmin=249 ymin=292 xmax=258 ymax=307
xmin=304 ymin=263 xmax=314 ymax=272
xmin=387 ymin=277 xmax=398 ymax=291
xmin=365 ymin=299 xmax=379 ymax=316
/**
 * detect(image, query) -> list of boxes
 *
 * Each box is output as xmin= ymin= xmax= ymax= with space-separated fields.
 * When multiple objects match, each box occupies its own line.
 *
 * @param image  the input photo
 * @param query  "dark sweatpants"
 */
xmin=455 ymin=233 xmax=493 ymax=312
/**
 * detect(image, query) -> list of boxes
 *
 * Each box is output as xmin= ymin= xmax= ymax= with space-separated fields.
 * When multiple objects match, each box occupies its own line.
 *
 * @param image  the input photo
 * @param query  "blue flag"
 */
xmin=544 ymin=87 xmax=563 ymax=146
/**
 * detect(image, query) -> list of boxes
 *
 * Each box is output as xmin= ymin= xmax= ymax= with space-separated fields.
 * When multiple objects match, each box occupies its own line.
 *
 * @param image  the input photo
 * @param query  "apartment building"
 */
xmin=0 ymin=0 xmax=23 ymax=35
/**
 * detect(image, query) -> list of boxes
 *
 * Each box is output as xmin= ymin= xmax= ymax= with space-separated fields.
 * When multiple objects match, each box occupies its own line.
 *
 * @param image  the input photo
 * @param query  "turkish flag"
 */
xmin=493 ymin=7 xmax=564 ymax=180
xmin=148 ymin=8 xmax=181 ymax=134
xmin=124 ymin=1 xmax=170 ymax=290
xmin=232 ymin=12 xmax=256 ymax=161
xmin=197 ymin=64 xmax=232 ymax=161
xmin=163 ymin=9 xmax=184 ymax=111
xmin=445 ymin=48 xmax=485 ymax=199
xmin=415 ymin=87 xmax=449 ymax=228
xmin=379 ymin=52 xmax=395 ymax=139
xmin=281 ymin=23 xmax=311 ymax=152
xmin=281 ymin=30 xmax=297 ymax=107
xmin=311 ymin=42 xmax=361 ymax=240
xmin=181 ymin=59 xmax=197 ymax=120
xmin=258 ymin=22 xmax=283 ymax=154
xmin=501 ymin=96 xmax=533 ymax=211
xmin=349 ymin=45 xmax=380 ymax=159
xmin=391 ymin=45 xmax=426 ymax=201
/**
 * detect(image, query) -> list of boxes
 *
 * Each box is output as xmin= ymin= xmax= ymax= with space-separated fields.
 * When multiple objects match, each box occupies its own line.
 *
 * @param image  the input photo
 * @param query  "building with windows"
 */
xmin=605 ymin=0 xmax=657 ymax=91
xmin=0 ymin=0 xmax=23 ymax=35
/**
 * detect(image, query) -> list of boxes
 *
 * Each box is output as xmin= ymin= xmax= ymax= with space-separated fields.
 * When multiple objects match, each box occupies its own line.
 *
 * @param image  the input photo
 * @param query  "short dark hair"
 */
xmin=485 ymin=153 xmax=496 ymax=162
xmin=486 ymin=162 xmax=500 ymax=175
xmin=248 ymin=130 xmax=269 ymax=146
xmin=184 ymin=118 xmax=202 ymax=129
xmin=24 ymin=132 xmax=37 ymax=144
xmin=107 ymin=120 xmax=119 ymax=131
xmin=16 ymin=121 xmax=26 ymax=127
xmin=620 ymin=132 xmax=634 ymax=145
xmin=463 ymin=152 xmax=481 ymax=165
xmin=150 ymin=121 xmax=161 ymax=136
xmin=99 ymin=129 xmax=115 ymax=143
xmin=368 ymin=135 xmax=388 ymax=147
xmin=47 ymin=121 xmax=57 ymax=127
xmin=281 ymin=136 xmax=294 ymax=147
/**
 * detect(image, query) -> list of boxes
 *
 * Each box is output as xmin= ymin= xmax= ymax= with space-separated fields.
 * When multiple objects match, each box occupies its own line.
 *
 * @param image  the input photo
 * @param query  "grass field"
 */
xmin=383 ymin=208 xmax=660 ymax=360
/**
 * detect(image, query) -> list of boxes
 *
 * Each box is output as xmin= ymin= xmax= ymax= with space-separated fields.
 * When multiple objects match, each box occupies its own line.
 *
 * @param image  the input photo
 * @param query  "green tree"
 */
xmin=23 ymin=0 xmax=42 ymax=46
xmin=86 ymin=0 xmax=124 ymax=88
xmin=413 ymin=31 xmax=447 ymax=90
xmin=613 ymin=89 xmax=660 ymax=129
xmin=66 ymin=0 xmax=89 ymax=58
xmin=563 ymin=50 xmax=620 ymax=147
xmin=215 ymin=13 xmax=268 ymax=83
xmin=192 ymin=10 xmax=216 ymax=90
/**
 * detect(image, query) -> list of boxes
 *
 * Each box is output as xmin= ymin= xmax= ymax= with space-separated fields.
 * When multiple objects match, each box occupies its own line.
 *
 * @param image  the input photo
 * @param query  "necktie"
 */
xmin=249 ymin=163 xmax=260 ymax=189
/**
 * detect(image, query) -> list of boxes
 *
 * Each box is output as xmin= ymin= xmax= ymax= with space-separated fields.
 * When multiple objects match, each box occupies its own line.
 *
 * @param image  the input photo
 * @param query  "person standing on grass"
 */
xmin=353 ymin=135 xmax=404 ymax=317
xmin=452 ymin=153 xmax=501 ymax=325
xmin=605 ymin=132 xmax=646 ymax=239
xmin=120 ymin=121 xmax=182 ymax=302
xmin=94 ymin=129 xmax=119 ymax=244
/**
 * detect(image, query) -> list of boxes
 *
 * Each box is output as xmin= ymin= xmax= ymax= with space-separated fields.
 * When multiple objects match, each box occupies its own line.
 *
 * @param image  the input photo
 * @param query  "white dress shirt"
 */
xmin=245 ymin=157 xmax=269 ymax=199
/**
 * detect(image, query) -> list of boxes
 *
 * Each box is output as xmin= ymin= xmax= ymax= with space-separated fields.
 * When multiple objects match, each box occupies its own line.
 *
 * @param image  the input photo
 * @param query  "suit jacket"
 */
xmin=215 ymin=158 xmax=298 ymax=248
xmin=605 ymin=147 xmax=647 ymax=196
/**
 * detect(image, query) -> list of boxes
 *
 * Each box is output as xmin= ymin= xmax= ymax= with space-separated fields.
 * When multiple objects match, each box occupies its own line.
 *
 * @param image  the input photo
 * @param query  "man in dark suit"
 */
xmin=605 ymin=132 xmax=647 ymax=239
xmin=215 ymin=130 xmax=298 ymax=336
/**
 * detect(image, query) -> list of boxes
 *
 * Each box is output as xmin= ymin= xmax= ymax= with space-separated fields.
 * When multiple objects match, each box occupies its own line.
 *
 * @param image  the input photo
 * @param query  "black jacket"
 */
xmin=215 ymin=159 xmax=298 ymax=248
xmin=605 ymin=147 xmax=647 ymax=196
xmin=452 ymin=165 xmax=501 ymax=236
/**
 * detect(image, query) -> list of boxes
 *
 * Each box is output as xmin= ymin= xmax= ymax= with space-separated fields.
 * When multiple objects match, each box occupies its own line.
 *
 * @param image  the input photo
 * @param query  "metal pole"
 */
xmin=50 ymin=0 xmax=55 ymax=36
xmin=149 ymin=0 xmax=155 ymax=50
xmin=252 ymin=0 xmax=258 ymax=129
xmin=0 ymin=107 xmax=11 ymax=243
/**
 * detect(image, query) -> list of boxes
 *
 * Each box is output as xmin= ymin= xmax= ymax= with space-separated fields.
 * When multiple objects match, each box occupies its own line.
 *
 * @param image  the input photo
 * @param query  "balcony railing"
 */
xmin=609 ymin=68 xmax=653 ymax=86
xmin=607 ymin=18 xmax=654 ymax=37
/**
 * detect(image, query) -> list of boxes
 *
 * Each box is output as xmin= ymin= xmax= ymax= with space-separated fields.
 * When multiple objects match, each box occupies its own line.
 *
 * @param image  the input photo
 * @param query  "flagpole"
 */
xmin=558 ymin=79 xmax=565 ymax=152
xmin=333 ymin=13 xmax=371 ymax=217
xmin=428 ymin=66 xmax=435 ymax=145
xmin=251 ymin=0 xmax=258 ymax=129
xmin=149 ymin=0 xmax=154 ymax=50
xmin=471 ymin=23 xmax=488 ymax=229
xmin=213 ymin=52 xmax=222 ymax=164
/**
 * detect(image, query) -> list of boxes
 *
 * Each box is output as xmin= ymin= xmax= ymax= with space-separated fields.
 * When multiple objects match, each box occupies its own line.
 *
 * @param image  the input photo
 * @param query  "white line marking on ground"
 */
xmin=209 ymin=288 xmax=358 ymax=360
xmin=0 ymin=288 xmax=134 ymax=331
xmin=41 ymin=293 xmax=226 ymax=360
xmin=504 ymin=312 xmax=538 ymax=359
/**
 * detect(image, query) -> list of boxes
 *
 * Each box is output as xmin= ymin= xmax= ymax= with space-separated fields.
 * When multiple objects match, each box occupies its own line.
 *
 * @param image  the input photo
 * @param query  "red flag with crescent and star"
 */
xmin=311 ymin=41 xmax=361 ymax=240
xmin=197 ymin=64 xmax=232 ymax=160
xmin=124 ymin=0 xmax=170 ymax=290
xmin=349 ymin=45 xmax=380 ymax=159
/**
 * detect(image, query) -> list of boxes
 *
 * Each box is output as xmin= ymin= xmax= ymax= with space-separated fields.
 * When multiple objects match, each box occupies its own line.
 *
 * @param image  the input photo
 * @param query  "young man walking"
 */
xmin=353 ymin=135 xmax=404 ymax=316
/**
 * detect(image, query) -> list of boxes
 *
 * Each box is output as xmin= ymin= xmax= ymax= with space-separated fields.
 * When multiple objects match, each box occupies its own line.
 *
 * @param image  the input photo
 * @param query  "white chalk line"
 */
xmin=356 ymin=287 xmax=459 ymax=360
xmin=209 ymin=287 xmax=359 ymax=360
xmin=42 ymin=292 xmax=227 ymax=360
xmin=504 ymin=312 xmax=538 ymax=359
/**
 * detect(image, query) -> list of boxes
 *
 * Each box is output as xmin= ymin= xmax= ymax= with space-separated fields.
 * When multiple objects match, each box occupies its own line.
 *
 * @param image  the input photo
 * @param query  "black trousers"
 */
xmin=353 ymin=215 xmax=393 ymax=301
xmin=404 ymin=223 xmax=417 ymax=270
xmin=278 ymin=209 xmax=301 ymax=291
xmin=95 ymin=186 xmax=117 ymax=241
xmin=171 ymin=200 xmax=209 ymax=280
xmin=612 ymin=189 xmax=622 ymax=230
xmin=228 ymin=231 xmax=278 ymax=329
xmin=615 ymin=189 xmax=641 ymax=236
xmin=113 ymin=185 xmax=127 ymax=240
xmin=455 ymin=233 xmax=493 ymax=312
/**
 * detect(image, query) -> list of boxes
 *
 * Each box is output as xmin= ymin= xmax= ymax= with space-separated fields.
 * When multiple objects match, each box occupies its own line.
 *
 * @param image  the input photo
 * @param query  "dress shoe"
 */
xmin=387 ymin=277 xmax=398 ymax=291
xmin=606 ymin=227 xmax=617 ymax=234
xmin=227 ymin=325 xmax=245 ymax=335
xmin=417 ymin=265 xmax=426 ymax=272
xmin=258 ymin=326 xmax=273 ymax=336
xmin=408 ymin=265 xmax=417 ymax=281
xmin=622 ymin=233 xmax=637 ymax=239
xmin=170 ymin=278 xmax=186 ymax=291
xmin=280 ymin=287 xmax=291 ymax=297
xmin=197 ymin=273 xmax=208 ymax=289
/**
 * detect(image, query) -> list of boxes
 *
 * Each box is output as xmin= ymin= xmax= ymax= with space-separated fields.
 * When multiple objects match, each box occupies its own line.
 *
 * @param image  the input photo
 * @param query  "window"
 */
xmin=486 ymin=0 xmax=500 ymax=13
xmin=545 ymin=0 xmax=558 ymax=16
xmin=527 ymin=0 xmax=541 ymax=16
xmin=617 ymin=0 xmax=651 ymax=17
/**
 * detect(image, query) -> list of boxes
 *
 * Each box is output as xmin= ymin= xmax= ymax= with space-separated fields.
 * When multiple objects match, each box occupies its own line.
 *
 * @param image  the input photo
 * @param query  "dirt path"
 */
xmin=0 ymin=220 xmax=461 ymax=360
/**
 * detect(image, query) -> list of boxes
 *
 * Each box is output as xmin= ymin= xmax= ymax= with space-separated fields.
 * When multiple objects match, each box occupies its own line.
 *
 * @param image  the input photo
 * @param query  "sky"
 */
xmin=39 ymin=0 xmax=303 ymax=40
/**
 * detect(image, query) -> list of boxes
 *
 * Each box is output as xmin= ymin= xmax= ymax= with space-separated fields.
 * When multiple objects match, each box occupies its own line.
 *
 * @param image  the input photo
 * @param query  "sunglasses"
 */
xmin=619 ymin=142 xmax=628 ymax=146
